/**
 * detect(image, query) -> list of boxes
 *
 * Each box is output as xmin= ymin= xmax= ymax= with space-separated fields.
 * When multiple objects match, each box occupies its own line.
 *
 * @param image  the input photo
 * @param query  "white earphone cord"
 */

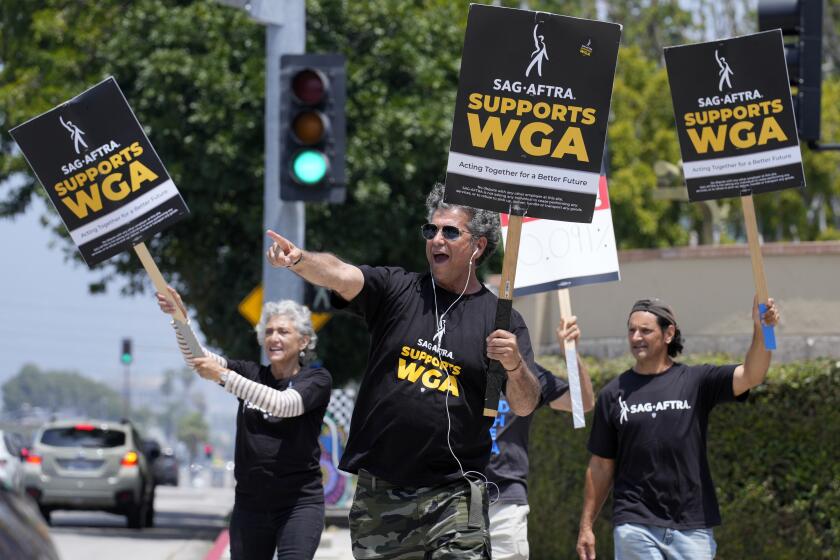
xmin=431 ymin=246 xmax=500 ymax=505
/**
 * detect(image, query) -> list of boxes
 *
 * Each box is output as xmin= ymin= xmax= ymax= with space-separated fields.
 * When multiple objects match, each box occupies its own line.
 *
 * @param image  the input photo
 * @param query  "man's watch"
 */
xmin=218 ymin=369 xmax=230 ymax=387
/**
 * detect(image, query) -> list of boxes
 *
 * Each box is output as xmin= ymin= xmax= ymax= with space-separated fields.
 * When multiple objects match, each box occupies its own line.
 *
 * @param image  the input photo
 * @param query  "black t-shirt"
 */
xmin=588 ymin=363 xmax=746 ymax=529
xmin=333 ymin=266 xmax=536 ymax=487
xmin=227 ymin=360 xmax=332 ymax=509
xmin=486 ymin=364 xmax=569 ymax=504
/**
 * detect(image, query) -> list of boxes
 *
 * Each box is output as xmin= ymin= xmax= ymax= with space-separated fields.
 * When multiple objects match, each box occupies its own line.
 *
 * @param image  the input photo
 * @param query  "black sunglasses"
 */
xmin=420 ymin=223 xmax=470 ymax=241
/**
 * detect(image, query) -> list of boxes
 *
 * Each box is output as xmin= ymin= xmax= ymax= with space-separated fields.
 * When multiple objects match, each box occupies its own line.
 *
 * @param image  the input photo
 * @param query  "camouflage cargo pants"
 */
xmin=349 ymin=470 xmax=491 ymax=559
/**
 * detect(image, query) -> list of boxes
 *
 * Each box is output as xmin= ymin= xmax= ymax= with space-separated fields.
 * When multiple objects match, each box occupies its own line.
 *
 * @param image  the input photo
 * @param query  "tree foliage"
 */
xmin=176 ymin=410 xmax=209 ymax=462
xmin=158 ymin=366 xmax=205 ymax=444
xmin=1 ymin=363 xmax=124 ymax=419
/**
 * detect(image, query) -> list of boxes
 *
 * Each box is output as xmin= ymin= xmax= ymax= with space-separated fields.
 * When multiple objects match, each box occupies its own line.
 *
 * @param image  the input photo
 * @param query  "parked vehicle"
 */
xmin=0 ymin=431 xmax=25 ymax=492
xmin=153 ymin=447 xmax=179 ymax=486
xmin=22 ymin=419 xmax=156 ymax=528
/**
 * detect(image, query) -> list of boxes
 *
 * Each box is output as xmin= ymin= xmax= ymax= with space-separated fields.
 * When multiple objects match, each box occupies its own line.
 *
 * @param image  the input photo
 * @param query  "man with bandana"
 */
xmin=576 ymin=297 xmax=779 ymax=560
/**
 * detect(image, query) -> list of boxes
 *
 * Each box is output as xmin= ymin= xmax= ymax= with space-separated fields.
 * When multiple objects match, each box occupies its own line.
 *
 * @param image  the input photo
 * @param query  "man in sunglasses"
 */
xmin=267 ymin=182 xmax=540 ymax=559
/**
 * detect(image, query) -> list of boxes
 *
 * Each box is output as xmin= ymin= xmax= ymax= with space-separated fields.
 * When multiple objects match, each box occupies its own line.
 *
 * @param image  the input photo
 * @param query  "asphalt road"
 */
xmin=48 ymin=485 xmax=233 ymax=560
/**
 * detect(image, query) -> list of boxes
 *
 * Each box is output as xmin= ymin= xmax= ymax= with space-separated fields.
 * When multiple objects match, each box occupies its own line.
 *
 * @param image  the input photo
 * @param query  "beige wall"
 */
xmin=504 ymin=241 xmax=840 ymax=361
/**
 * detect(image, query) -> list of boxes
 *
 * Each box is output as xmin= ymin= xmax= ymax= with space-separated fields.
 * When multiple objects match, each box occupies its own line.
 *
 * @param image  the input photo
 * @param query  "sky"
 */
xmin=0 ymin=191 xmax=235 ymax=429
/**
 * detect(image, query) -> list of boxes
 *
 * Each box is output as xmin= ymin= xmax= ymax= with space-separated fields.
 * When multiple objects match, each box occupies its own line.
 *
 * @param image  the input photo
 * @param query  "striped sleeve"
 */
xmin=223 ymin=371 xmax=305 ymax=417
xmin=171 ymin=320 xmax=226 ymax=369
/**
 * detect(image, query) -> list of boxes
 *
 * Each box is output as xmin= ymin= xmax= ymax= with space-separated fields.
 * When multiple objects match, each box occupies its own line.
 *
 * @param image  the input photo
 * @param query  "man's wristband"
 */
xmin=290 ymin=252 xmax=303 ymax=267
xmin=504 ymin=358 xmax=522 ymax=373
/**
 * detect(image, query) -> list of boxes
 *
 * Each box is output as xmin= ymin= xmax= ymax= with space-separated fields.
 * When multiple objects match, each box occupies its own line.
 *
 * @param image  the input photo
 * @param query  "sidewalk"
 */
xmin=204 ymin=523 xmax=354 ymax=560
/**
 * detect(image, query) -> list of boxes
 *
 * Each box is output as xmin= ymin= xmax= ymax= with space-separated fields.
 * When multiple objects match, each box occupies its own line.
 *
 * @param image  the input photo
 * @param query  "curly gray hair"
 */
xmin=425 ymin=182 xmax=500 ymax=266
xmin=255 ymin=300 xmax=317 ymax=363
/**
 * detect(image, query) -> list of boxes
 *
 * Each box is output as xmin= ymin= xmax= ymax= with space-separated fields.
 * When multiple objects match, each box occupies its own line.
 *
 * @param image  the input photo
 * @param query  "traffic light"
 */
xmin=758 ymin=0 xmax=823 ymax=141
xmin=120 ymin=338 xmax=133 ymax=365
xmin=279 ymin=54 xmax=346 ymax=203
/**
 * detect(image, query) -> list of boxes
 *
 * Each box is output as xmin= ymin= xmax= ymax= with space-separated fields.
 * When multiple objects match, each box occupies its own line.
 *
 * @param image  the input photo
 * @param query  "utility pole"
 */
xmin=217 ymin=0 xmax=307 ymax=304
xmin=120 ymin=338 xmax=133 ymax=418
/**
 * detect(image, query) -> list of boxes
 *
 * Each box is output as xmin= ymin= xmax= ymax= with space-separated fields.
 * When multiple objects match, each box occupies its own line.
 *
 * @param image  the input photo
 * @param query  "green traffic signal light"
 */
xmin=121 ymin=338 xmax=133 ymax=365
xmin=291 ymin=150 xmax=329 ymax=185
xmin=279 ymin=54 xmax=346 ymax=202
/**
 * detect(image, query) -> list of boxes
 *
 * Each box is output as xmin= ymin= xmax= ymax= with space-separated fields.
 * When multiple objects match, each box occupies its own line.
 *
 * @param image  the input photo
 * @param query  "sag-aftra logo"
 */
xmin=618 ymin=395 xmax=692 ymax=424
xmin=397 ymin=343 xmax=462 ymax=396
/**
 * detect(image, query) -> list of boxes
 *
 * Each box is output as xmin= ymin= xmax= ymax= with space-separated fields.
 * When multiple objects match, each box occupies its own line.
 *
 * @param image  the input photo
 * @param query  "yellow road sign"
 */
xmin=238 ymin=284 xmax=264 ymax=327
xmin=312 ymin=312 xmax=331 ymax=331
xmin=239 ymin=284 xmax=332 ymax=331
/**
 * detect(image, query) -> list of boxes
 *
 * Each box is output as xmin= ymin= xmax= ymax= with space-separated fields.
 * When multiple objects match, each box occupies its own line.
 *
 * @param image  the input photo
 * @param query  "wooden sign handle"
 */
xmin=484 ymin=214 xmax=524 ymax=417
xmin=557 ymin=289 xmax=585 ymax=429
xmin=741 ymin=195 xmax=776 ymax=350
xmin=133 ymin=242 xmax=205 ymax=357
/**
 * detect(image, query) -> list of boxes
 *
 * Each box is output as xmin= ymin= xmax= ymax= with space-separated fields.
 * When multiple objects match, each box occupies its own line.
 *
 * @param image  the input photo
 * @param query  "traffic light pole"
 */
xmin=263 ymin=1 xmax=306 ymax=306
xmin=218 ymin=0 xmax=307 ymax=306
xmin=123 ymin=363 xmax=131 ymax=418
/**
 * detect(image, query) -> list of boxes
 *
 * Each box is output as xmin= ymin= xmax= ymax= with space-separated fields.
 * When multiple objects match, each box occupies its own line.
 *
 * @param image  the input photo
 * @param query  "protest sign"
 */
xmin=500 ymin=172 xmax=618 ymax=428
xmin=10 ymin=77 xmax=201 ymax=355
xmin=665 ymin=31 xmax=805 ymax=201
xmin=501 ymin=174 xmax=619 ymax=296
xmin=443 ymin=4 xmax=621 ymax=415
xmin=10 ymin=77 xmax=189 ymax=267
xmin=665 ymin=32 xmax=794 ymax=350
xmin=445 ymin=4 xmax=621 ymax=223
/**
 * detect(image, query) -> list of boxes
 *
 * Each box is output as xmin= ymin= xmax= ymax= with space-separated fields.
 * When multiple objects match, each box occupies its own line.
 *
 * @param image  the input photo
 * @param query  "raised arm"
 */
xmin=266 ymin=230 xmax=364 ymax=302
xmin=577 ymin=454 xmax=615 ymax=560
xmin=732 ymin=297 xmax=780 ymax=397
xmin=549 ymin=316 xmax=595 ymax=413
xmin=156 ymin=287 xmax=225 ymax=368
xmin=157 ymin=286 xmax=314 ymax=418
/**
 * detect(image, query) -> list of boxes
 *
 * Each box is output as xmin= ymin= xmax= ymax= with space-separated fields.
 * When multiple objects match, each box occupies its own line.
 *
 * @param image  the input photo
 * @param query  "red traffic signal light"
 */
xmin=291 ymin=69 xmax=327 ymax=105
xmin=280 ymin=54 xmax=346 ymax=202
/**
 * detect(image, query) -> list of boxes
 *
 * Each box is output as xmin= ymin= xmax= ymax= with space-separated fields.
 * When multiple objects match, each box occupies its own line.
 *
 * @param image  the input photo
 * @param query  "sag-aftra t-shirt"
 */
xmin=228 ymin=361 xmax=332 ymax=509
xmin=588 ymin=363 xmax=746 ymax=529
xmin=333 ymin=266 xmax=535 ymax=487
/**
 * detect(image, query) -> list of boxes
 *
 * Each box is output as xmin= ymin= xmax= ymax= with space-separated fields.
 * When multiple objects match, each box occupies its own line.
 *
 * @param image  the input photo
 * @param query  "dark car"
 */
xmin=143 ymin=439 xmax=179 ymax=487
xmin=153 ymin=448 xmax=179 ymax=486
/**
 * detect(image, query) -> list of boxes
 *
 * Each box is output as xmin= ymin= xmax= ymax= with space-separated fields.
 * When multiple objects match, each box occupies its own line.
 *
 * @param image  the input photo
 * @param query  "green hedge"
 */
xmin=527 ymin=356 xmax=840 ymax=559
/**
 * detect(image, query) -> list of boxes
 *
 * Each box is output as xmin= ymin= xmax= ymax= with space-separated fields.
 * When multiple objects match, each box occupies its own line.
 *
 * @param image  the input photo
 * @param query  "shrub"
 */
xmin=528 ymin=356 xmax=840 ymax=559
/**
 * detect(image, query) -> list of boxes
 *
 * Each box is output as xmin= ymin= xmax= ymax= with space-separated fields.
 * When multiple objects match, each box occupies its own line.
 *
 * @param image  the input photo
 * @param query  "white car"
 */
xmin=23 ymin=419 xmax=156 ymax=528
xmin=0 ymin=431 xmax=24 ymax=492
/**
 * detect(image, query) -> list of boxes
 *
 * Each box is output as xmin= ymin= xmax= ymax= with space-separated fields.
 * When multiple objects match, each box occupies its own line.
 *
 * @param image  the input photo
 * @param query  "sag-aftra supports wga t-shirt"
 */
xmin=333 ymin=266 xmax=536 ymax=487
xmin=228 ymin=361 xmax=332 ymax=509
xmin=588 ymin=363 xmax=747 ymax=529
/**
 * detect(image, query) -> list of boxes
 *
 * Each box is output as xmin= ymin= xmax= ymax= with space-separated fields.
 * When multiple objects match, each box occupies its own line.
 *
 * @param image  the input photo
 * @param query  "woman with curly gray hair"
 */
xmin=156 ymin=286 xmax=331 ymax=560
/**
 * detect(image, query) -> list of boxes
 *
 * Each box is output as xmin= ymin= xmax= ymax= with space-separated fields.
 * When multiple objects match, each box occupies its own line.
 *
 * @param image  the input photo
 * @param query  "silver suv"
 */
xmin=23 ymin=419 xmax=156 ymax=528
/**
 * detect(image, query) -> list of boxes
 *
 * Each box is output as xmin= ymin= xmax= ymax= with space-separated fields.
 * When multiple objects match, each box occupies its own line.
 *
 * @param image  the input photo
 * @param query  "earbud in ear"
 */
xmin=470 ymin=247 xmax=479 ymax=263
